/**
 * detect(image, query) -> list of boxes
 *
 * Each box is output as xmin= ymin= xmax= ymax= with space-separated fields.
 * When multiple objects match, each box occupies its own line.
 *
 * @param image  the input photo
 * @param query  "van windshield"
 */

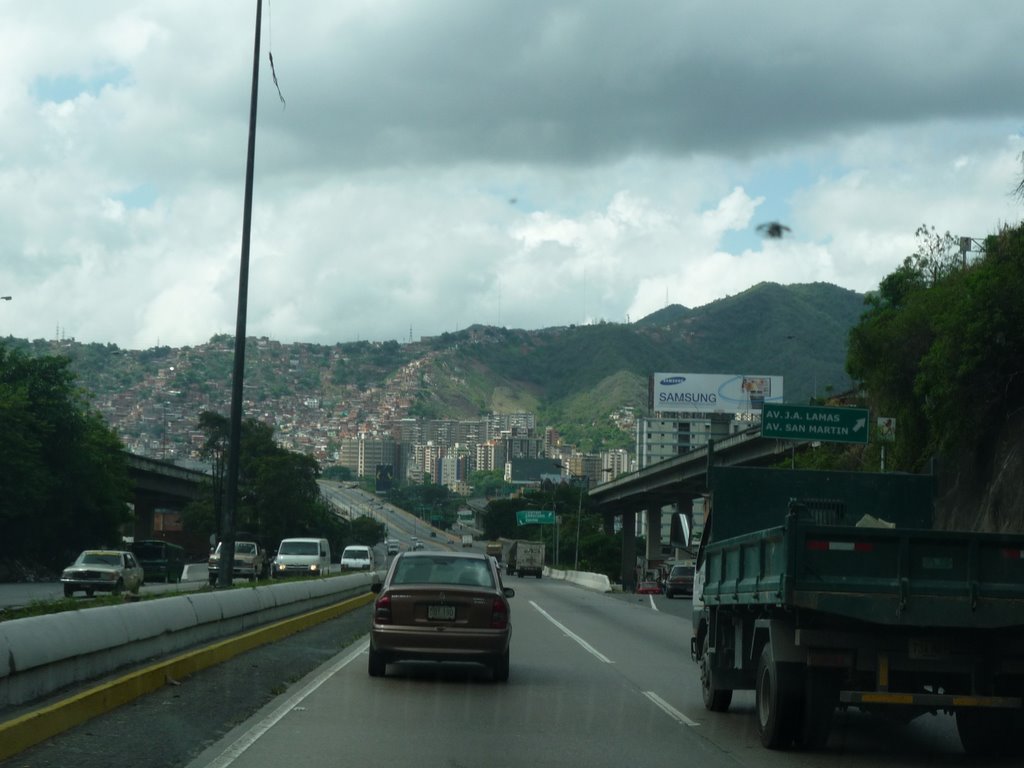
xmin=278 ymin=541 xmax=320 ymax=555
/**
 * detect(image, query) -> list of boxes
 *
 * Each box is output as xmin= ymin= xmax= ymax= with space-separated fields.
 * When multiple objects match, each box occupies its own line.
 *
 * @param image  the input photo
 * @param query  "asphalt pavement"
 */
xmin=0 ymin=602 xmax=371 ymax=768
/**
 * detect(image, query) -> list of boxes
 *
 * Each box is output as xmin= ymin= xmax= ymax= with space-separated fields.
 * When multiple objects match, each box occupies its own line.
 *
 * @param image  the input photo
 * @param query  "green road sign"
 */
xmin=760 ymin=403 xmax=869 ymax=444
xmin=516 ymin=509 xmax=555 ymax=525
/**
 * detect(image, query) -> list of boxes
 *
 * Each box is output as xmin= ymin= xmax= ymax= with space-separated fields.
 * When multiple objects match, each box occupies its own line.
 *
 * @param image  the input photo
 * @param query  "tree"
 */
xmin=0 ymin=346 xmax=131 ymax=572
xmin=846 ymin=222 xmax=1024 ymax=478
xmin=186 ymin=412 xmax=347 ymax=556
xmin=468 ymin=469 xmax=506 ymax=498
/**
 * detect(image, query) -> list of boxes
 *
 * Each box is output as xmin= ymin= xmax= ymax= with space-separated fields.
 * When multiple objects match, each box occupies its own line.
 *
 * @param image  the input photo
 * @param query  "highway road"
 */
xmin=183 ymin=580 xmax=966 ymax=768
xmin=318 ymin=481 xmax=462 ymax=550
xmin=3 ymin=571 xmax=973 ymax=767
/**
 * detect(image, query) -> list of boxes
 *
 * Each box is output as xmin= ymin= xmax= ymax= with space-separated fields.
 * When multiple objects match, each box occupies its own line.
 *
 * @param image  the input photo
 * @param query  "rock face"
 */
xmin=935 ymin=409 xmax=1024 ymax=533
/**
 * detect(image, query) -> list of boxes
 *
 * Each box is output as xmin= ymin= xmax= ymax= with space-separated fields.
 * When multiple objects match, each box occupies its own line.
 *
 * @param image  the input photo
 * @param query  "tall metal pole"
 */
xmin=573 ymin=474 xmax=585 ymax=571
xmin=219 ymin=0 xmax=263 ymax=588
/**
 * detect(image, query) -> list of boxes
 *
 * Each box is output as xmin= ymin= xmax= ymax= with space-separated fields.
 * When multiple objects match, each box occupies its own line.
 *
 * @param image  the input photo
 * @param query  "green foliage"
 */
xmin=348 ymin=515 xmax=386 ymax=546
xmin=387 ymin=483 xmax=458 ymax=528
xmin=846 ymin=223 xmax=1024 ymax=472
xmin=188 ymin=411 xmax=349 ymax=555
xmin=481 ymin=498 xmax=526 ymax=540
xmin=468 ymin=469 xmax=507 ymax=498
xmin=0 ymin=346 xmax=131 ymax=572
xmin=321 ymin=465 xmax=354 ymax=482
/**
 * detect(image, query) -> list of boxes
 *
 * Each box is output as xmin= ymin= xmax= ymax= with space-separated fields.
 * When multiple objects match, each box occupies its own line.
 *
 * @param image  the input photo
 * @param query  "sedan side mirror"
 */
xmin=503 ymin=587 xmax=515 ymax=599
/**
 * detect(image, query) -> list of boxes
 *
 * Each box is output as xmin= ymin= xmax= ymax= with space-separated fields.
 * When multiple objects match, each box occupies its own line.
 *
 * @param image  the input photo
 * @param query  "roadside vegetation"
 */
xmin=801 ymin=221 xmax=1024 ymax=530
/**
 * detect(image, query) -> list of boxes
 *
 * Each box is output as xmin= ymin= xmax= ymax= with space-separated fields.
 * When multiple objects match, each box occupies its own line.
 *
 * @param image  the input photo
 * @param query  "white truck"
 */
xmin=461 ymin=533 xmax=474 ymax=548
xmin=507 ymin=540 xmax=544 ymax=578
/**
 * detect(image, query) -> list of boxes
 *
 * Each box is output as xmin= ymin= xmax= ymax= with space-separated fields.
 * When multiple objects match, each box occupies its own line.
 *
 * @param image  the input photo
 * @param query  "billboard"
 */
xmin=374 ymin=464 xmax=393 ymax=493
xmin=649 ymin=373 xmax=784 ymax=414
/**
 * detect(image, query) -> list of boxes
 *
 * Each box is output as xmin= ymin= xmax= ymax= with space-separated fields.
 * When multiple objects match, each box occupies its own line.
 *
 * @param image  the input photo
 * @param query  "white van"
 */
xmin=340 ymin=545 xmax=375 ymax=571
xmin=272 ymin=538 xmax=331 ymax=578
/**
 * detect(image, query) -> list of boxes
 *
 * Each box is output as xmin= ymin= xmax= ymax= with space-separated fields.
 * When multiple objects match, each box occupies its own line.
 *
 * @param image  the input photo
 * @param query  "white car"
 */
xmin=61 ymin=549 xmax=145 ymax=597
xmin=340 ymin=545 xmax=375 ymax=570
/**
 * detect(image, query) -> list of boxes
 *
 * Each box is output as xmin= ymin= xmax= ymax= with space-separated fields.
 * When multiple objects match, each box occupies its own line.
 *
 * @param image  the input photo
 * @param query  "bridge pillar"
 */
xmin=646 ymin=507 xmax=662 ymax=565
xmin=132 ymin=495 xmax=156 ymax=541
xmin=620 ymin=510 xmax=636 ymax=593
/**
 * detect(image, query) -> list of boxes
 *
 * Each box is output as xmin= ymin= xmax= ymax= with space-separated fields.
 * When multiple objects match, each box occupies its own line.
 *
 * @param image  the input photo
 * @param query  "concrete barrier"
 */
xmin=544 ymin=567 xmax=612 ymax=593
xmin=0 ymin=572 xmax=378 ymax=708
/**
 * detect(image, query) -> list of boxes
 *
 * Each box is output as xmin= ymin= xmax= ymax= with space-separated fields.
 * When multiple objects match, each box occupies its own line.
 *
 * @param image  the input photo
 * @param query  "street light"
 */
xmin=552 ymin=461 xmax=586 ymax=571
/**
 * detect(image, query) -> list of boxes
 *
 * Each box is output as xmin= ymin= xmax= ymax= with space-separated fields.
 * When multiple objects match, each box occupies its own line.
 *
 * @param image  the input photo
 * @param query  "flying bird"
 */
xmin=756 ymin=222 xmax=791 ymax=239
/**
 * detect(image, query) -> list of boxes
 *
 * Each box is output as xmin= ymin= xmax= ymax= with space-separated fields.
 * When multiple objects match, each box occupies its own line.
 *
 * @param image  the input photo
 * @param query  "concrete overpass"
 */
xmin=587 ymin=426 xmax=804 ymax=590
xmin=124 ymin=453 xmax=208 ymax=542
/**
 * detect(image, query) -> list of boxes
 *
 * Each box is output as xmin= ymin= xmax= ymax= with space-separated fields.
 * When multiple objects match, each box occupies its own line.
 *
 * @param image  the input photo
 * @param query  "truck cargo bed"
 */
xmin=702 ymin=519 xmax=1024 ymax=628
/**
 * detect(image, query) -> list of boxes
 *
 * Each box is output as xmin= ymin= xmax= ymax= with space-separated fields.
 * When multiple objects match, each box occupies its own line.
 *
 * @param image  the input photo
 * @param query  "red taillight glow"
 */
xmin=1001 ymin=548 xmax=1024 ymax=560
xmin=490 ymin=597 xmax=508 ymax=629
xmin=806 ymin=540 xmax=874 ymax=552
xmin=374 ymin=594 xmax=391 ymax=624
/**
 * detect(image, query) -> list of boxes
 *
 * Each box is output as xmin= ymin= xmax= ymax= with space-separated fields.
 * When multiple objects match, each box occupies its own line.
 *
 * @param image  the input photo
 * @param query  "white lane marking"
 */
xmin=643 ymin=690 xmax=700 ymax=726
xmin=530 ymin=600 xmax=614 ymax=664
xmin=648 ymin=594 xmax=659 ymax=611
xmin=201 ymin=639 xmax=369 ymax=767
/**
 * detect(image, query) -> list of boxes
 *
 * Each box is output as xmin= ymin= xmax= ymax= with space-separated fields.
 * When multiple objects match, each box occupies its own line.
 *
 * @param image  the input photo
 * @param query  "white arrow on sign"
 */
xmin=853 ymin=418 xmax=866 ymax=432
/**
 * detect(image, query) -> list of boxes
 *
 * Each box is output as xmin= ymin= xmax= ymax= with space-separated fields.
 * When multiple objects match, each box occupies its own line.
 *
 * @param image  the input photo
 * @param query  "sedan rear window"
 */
xmin=393 ymin=557 xmax=494 ymax=588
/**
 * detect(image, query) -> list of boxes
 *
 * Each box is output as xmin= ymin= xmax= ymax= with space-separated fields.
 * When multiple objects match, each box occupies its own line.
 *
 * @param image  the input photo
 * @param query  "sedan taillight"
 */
xmin=374 ymin=594 xmax=392 ymax=624
xmin=490 ymin=597 xmax=508 ymax=629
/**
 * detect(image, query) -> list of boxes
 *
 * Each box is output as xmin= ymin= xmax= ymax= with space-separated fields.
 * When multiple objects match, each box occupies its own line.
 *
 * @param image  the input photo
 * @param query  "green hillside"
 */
xmin=5 ymin=281 xmax=866 ymax=456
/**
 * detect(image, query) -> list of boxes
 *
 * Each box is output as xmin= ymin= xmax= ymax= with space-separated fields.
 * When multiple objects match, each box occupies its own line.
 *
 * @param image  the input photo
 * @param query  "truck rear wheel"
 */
xmin=756 ymin=643 xmax=800 ymax=749
xmin=699 ymin=630 xmax=733 ymax=712
xmin=956 ymin=709 xmax=1021 ymax=756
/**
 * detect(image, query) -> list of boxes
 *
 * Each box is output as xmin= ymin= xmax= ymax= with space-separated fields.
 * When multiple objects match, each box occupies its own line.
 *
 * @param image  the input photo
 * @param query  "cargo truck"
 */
xmin=507 ymin=540 xmax=544 ymax=578
xmin=691 ymin=465 xmax=1024 ymax=756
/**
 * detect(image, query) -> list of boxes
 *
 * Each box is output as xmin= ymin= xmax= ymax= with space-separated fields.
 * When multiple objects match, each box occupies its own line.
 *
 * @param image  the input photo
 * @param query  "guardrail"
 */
xmin=0 ymin=572 xmax=377 ymax=707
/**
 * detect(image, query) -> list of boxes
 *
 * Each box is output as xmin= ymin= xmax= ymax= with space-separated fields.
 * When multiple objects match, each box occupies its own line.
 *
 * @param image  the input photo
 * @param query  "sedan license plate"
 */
xmin=427 ymin=604 xmax=455 ymax=621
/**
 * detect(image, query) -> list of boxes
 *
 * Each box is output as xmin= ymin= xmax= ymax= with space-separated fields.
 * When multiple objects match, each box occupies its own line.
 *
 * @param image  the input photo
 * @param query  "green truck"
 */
xmin=691 ymin=465 xmax=1024 ymax=755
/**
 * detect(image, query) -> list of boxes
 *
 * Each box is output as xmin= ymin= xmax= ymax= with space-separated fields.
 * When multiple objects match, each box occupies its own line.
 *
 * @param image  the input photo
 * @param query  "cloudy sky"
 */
xmin=3 ymin=1 xmax=1024 ymax=350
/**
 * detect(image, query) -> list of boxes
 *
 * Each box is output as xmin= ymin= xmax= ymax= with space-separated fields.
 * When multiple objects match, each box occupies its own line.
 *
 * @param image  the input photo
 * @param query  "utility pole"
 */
xmin=220 ymin=0 xmax=263 ymax=588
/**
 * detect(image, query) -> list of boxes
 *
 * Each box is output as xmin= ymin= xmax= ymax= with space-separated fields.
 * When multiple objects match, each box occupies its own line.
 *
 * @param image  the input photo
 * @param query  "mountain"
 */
xmin=4 ymin=281 xmax=867 ymax=457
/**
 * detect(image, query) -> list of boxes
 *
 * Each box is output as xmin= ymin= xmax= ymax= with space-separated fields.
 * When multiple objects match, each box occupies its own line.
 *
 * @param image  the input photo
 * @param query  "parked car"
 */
xmin=368 ymin=550 xmax=514 ymax=681
xmin=61 ymin=549 xmax=145 ymax=597
xmin=636 ymin=580 xmax=663 ymax=595
xmin=664 ymin=563 xmax=695 ymax=598
xmin=208 ymin=540 xmax=269 ymax=585
xmin=340 ymin=545 xmax=375 ymax=571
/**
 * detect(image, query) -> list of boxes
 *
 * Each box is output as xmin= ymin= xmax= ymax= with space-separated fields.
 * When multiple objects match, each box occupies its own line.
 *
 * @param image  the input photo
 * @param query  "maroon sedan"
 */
xmin=369 ymin=550 xmax=515 ymax=681
xmin=664 ymin=563 xmax=695 ymax=598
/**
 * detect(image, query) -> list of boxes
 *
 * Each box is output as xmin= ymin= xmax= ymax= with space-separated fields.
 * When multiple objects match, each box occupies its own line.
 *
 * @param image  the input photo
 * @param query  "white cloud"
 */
xmin=1 ymin=2 xmax=1023 ymax=348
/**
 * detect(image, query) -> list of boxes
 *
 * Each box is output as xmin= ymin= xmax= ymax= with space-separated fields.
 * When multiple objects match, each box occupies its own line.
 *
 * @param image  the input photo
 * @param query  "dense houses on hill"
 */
xmin=84 ymin=338 xmax=634 ymax=494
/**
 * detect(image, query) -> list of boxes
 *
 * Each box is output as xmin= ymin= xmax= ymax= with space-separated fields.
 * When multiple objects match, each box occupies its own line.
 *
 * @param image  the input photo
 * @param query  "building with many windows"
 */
xmin=635 ymin=413 xmax=745 ymax=469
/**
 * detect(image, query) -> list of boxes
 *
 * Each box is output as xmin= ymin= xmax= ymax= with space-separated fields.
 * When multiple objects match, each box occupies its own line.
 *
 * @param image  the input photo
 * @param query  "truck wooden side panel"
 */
xmin=703 ymin=521 xmax=1024 ymax=628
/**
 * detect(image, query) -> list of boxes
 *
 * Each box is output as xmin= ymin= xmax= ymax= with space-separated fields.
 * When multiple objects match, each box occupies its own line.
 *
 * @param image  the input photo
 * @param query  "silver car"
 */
xmin=61 ymin=549 xmax=145 ymax=597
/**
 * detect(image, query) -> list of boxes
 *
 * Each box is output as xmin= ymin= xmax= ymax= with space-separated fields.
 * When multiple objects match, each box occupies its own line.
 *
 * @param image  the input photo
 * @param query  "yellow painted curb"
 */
xmin=0 ymin=591 xmax=374 ymax=762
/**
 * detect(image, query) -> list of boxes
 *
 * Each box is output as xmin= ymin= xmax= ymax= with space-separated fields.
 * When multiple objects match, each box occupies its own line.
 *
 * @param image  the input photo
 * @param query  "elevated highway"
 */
xmin=124 ymin=453 xmax=208 ymax=543
xmin=587 ymin=427 xmax=805 ymax=590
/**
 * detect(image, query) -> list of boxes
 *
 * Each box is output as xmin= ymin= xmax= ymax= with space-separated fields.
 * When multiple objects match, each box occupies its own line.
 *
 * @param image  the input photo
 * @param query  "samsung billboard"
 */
xmin=649 ymin=373 xmax=784 ymax=414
